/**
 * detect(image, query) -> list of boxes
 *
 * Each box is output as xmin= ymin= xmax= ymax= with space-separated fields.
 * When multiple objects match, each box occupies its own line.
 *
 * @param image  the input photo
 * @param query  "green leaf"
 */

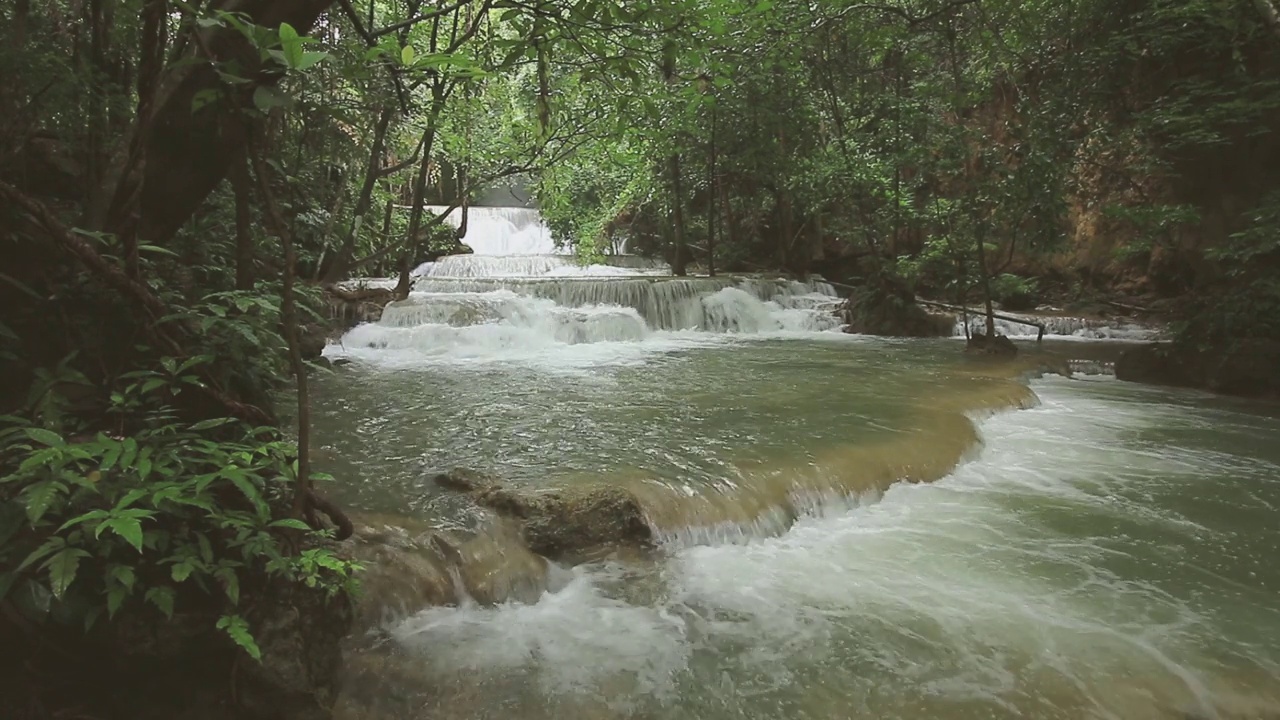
xmin=137 ymin=244 xmax=179 ymax=257
xmin=23 ymin=480 xmax=66 ymax=524
xmin=120 ymin=438 xmax=138 ymax=470
xmin=109 ymin=564 xmax=136 ymax=591
xmin=268 ymin=518 xmax=312 ymax=531
xmin=197 ymin=533 xmax=214 ymax=565
xmin=45 ymin=548 xmax=89 ymax=599
xmin=100 ymin=517 xmax=145 ymax=552
xmin=217 ymin=567 xmax=240 ymax=605
xmin=145 ymin=586 xmax=176 ymax=618
xmin=99 ymin=441 xmax=122 ymax=471
xmin=25 ymin=428 xmax=64 ymax=447
xmin=253 ymin=85 xmax=291 ymax=112
xmin=171 ymin=559 xmax=196 ymax=583
xmin=106 ymin=587 xmax=127 ymax=617
xmin=115 ymin=488 xmax=149 ymax=511
xmin=217 ymin=614 xmax=262 ymax=660
xmin=295 ymin=51 xmax=327 ymax=70
xmin=190 ymin=417 xmax=235 ymax=431
xmin=58 ymin=508 xmax=109 ymax=532
xmin=18 ymin=536 xmax=64 ymax=572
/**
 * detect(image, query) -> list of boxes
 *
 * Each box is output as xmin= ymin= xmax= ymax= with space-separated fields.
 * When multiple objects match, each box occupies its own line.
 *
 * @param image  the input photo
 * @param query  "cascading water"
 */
xmin=424 ymin=205 xmax=556 ymax=255
xmin=335 ymin=206 xmax=844 ymax=362
xmin=319 ymin=207 xmax=1279 ymax=720
xmin=952 ymin=311 xmax=1159 ymax=340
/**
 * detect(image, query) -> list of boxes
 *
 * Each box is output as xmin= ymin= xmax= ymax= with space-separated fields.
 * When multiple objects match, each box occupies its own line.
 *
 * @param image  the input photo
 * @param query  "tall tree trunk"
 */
xmin=707 ymin=102 xmax=718 ymax=277
xmin=975 ymin=224 xmax=996 ymax=337
xmin=322 ymin=106 xmax=393 ymax=282
xmin=719 ymin=180 xmax=740 ymax=254
xmin=669 ymin=153 xmax=688 ymax=276
xmin=248 ymin=148 xmax=311 ymax=518
xmin=128 ymin=0 xmax=336 ymax=249
xmin=231 ymin=152 xmax=254 ymax=290
xmin=662 ymin=43 xmax=688 ymax=277
xmin=14 ymin=0 xmax=29 ymax=48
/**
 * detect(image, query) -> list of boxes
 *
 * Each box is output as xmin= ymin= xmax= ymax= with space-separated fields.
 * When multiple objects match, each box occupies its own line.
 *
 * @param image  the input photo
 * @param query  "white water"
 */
xmin=387 ymin=375 xmax=1280 ymax=719
xmin=413 ymin=253 xmax=671 ymax=278
xmin=954 ymin=312 xmax=1159 ymax=340
xmin=425 ymin=205 xmax=556 ymax=255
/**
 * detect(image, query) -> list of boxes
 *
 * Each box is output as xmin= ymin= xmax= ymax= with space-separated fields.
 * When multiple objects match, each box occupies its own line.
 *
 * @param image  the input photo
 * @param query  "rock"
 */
xmin=96 ymin=575 xmax=353 ymax=720
xmin=841 ymin=275 xmax=953 ymax=337
xmin=434 ymin=470 xmax=654 ymax=560
xmin=339 ymin=511 xmax=554 ymax=621
xmin=341 ymin=523 xmax=457 ymax=628
xmin=237 ymin=579 xmax=355 ymax=720
xmin=965 ymin=331 xmax=1018 ymax=357
xmin=1117 ymin=340 xmax=1280 ymax=398
xmin=517 ymin=485 xmax=654 ymax=559
xmin=298 ymin=322 xmax=329 ymax=361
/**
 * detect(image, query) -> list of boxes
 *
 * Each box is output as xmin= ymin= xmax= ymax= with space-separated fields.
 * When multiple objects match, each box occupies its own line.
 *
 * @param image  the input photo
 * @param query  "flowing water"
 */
xmin=318 ymin=230 xmax=1279 ymax=720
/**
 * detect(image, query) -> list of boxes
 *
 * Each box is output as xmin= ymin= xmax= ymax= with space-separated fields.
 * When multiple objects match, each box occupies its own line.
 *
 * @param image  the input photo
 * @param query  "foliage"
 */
xmin=0 ymin=358 xmax=359 ymax=655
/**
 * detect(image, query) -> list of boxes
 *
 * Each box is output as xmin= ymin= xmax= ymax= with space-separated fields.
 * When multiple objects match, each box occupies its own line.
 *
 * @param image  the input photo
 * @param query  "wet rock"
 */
xmin=965 ymin=331 xmax=1019 ymax=357
xmin=98 ymin=576 xmax=353 ymax=720
xmin=339 ymin=512 xmax=553 ymax=621
xmin=455 ymin=525 xmax=550 ymax=605
xmin=434 ymin=469 xmax=654 ymax=560
xmin=341 ymin=523 xmax=457 ymax=628
xmin=237 ymin=579 xmax=355 ymax=720
xmin=298 ymin=322 xmax=330 ymax=361
xmin=1116 ymin=340 xmax=1280 ymax=398
xmin=841 ymin=276 xmax=953 ymax=337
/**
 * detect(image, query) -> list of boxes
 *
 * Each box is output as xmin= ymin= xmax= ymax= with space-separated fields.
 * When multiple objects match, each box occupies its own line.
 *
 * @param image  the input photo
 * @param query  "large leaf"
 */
xmin=25 ymin=428 xmax=64 ymax=447
xmin=145 ymin=586 xmax=176 ymax=618
xmin=99 ymin=516 xmax=145 ymax=552
xmin=23 ymin=480 xmax=66 ymax=524
xmin=217 ymin=614 xmax=262 ymax=660
xmin=45 ymin=547 xmax=89 ymax=599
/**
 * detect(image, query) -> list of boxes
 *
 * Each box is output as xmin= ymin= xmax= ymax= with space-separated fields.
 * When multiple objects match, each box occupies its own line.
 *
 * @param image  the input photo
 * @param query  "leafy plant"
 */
xmin=0 ymin=366 xmax=359 ymax=654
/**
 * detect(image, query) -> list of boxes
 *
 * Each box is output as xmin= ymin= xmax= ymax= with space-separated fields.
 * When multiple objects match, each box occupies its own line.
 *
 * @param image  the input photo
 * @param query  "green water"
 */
xmin=313 ymin=335 xmax=1280 ymax=720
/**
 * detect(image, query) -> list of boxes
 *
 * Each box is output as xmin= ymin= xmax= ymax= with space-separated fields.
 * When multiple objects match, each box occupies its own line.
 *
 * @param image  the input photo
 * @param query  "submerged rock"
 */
xmin=339 ymin=511 xmax=553 ymax=625
xmin=435 ymin=469 xmax=654 ymax=560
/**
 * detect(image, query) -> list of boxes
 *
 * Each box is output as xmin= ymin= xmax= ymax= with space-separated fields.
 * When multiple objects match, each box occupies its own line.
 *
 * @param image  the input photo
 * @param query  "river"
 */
xmin=315 ymin=231 xmax=1280 ymax=720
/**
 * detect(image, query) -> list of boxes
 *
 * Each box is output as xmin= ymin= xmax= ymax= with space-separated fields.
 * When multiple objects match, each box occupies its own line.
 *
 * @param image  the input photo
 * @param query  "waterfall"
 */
xmin=337 ymin=205 xmax=844 ymax=361
xmin=425 ymin=205 xmax=555 ymax=255
xmin=413 ymin=254 xmax=671 ymax=278
xmin=408 ymin=276 xmax=837 ymax=331
xmin=952 ymin=313 xmax=1158 ymax=340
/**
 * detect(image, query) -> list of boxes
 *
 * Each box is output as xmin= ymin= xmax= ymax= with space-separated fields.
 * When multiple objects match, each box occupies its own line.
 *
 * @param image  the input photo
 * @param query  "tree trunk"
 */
xmin=669 ymin=153 xmax=688 ymax=276
xmin=129 ymin=0 xmax=336 ymax=249
xmin=975 ymin=224 xmax=996 ymax=337
xmin=248 ymin=149 xmax=311 ymax=518
xmin=321 ymin=106 xmax=394 ymax=282
xmin=707 ymin=103 xmax=718 ymax=277
xmin=231 ymin=152 xmax=254 ymax=290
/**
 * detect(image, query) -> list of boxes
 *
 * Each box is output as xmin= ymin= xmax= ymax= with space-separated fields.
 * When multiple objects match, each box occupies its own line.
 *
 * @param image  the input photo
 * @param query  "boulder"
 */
xmin=434 ymin=469 xmax=654 ymax=560
xmin=841 ymin=276 xmax=953 ymax=337
xmin=965 ymin=331 xmax=1019 ymax=357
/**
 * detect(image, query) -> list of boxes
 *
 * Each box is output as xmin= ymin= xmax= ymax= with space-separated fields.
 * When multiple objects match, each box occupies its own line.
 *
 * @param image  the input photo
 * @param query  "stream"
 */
xmin=315 ymin=211 xmax=1280 ymax=719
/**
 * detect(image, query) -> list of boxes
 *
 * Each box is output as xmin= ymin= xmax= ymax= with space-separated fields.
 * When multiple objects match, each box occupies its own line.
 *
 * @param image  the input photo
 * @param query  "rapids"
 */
xmin=319 ymin=219 xmax=1279 ymax=719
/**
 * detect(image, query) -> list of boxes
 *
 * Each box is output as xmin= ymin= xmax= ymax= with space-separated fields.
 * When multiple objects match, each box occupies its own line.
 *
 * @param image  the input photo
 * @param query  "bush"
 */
xmin=0 ymin=361 xmax=359 ymax=660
